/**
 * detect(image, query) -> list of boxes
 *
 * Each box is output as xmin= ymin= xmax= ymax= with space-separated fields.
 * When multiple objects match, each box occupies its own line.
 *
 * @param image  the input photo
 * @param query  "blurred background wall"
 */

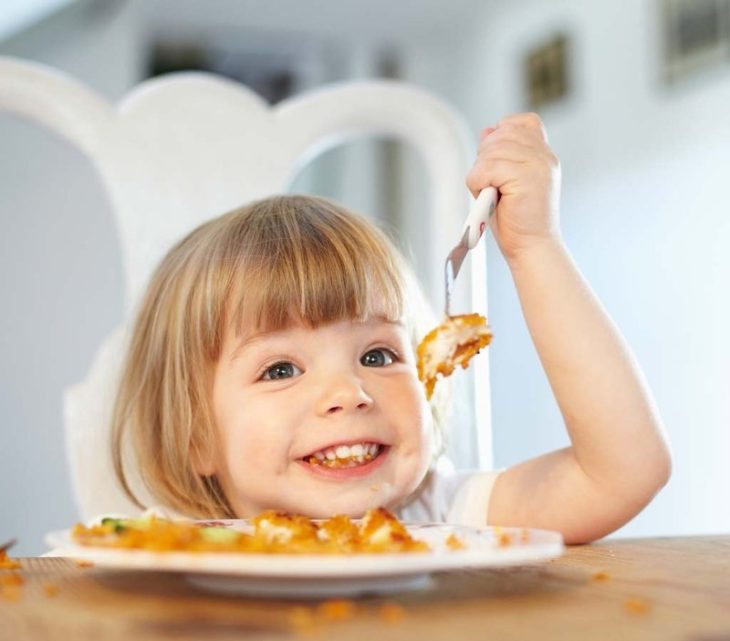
xmin=1 ymin=0 xmax=728 ymax=554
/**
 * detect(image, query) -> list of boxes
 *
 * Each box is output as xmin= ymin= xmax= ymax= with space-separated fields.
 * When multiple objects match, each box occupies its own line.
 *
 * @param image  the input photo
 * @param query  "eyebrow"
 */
xmin=228 ymin=317 xmax=405 ymax=365
xmin=229 ymin=331 xmax=275 ymax=364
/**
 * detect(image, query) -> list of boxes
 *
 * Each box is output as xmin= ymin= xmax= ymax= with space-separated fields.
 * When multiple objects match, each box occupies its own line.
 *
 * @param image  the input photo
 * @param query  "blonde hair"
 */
xmin=112 ymin=194 xmax=448 ymax=518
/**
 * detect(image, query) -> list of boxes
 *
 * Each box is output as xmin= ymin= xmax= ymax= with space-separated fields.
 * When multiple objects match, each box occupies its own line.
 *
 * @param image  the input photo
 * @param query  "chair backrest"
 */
xmin=0 ymin=56 xmax=492 ymax=520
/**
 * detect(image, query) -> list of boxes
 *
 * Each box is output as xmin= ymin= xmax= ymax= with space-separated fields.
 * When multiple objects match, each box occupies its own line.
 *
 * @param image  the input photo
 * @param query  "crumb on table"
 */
xmin=624 ymin=596 xmax=651 ymax=615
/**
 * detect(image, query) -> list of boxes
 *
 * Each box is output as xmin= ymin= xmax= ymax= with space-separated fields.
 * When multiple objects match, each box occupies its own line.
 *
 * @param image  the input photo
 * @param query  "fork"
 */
xmin=444 ymin=187 xmax=498 ymax=316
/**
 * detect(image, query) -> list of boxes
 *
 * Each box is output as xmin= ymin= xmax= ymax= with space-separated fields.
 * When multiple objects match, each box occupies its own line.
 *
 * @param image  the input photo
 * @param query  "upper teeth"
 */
xmin=311 ymin=442 xmax=380 ymax=461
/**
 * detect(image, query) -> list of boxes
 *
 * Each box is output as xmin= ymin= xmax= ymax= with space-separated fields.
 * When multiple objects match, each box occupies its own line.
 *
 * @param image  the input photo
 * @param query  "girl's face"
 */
xmin=204 ymin=317 xmax=433 ymax=518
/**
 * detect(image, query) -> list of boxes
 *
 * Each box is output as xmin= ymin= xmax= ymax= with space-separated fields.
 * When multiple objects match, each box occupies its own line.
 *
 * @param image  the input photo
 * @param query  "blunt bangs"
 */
xmin=222 ymin=196 xmax=406 ymax=336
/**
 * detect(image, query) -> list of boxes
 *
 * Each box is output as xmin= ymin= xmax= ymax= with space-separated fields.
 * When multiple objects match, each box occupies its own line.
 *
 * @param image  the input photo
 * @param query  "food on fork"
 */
xmin=71 ymin=507 xmax=430 ymax=555
xmin=416 ymin=313 xmax=492 ymax=400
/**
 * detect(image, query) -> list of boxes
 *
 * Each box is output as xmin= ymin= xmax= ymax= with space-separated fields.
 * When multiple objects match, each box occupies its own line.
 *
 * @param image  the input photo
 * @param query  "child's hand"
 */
xmin=465 ymin=113 xmax=562 ymax=262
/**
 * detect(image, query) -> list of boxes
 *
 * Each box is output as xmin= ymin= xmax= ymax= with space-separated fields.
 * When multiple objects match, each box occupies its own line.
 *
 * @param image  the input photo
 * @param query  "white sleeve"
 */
xmin=396 ymin=460 xmax=503 ymax=527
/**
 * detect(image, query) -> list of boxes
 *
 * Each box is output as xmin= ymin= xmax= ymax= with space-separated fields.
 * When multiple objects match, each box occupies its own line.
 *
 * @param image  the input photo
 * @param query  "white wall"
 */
xmin=452 ymin=0 xmax=730 ymax=538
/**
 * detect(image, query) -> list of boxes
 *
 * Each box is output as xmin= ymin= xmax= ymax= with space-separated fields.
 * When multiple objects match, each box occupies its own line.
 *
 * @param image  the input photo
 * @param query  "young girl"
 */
xmin=112 ymin=113 xmax=671 ymax=544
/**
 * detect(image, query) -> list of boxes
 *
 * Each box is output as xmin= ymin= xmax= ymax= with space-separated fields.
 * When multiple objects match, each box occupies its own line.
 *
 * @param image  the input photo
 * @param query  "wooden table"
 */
xmin=1 ymin=536 xmax=729 ymax=641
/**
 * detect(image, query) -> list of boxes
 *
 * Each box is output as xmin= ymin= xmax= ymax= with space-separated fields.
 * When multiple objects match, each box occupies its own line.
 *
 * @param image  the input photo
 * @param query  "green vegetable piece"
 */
xmin=100 ymin=517 xmax=129 ymax=533
xmin=199 ymin=527 xmax=239 ymax=544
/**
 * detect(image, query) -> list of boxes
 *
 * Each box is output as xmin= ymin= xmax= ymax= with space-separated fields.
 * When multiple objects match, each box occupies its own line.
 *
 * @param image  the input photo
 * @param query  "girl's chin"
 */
xmin=290 ymin=464 xmax=428 ymax=518
xmin=227 ymin=454 xmax=429 ymax=519
xmin=293 ymin=492 xmax=395 ymax=520
xmin=228 ymin=488 xmax=400 ymax=519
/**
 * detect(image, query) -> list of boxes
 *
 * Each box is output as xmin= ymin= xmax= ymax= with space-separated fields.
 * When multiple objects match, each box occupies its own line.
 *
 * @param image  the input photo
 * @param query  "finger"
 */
xmin=484 ymin=123 xmax=547 ymax=150
xmin=465 ymin=158 xmax=526 ymax=198
xmin=497 ymin=112 xmax=543 ymax=128
xmin=479 ymin=126 xmax=496 ymax=141
xmin=477 ymin=137 xmax=544 ymax=164
xmin=496 ymin=112 xmax=548 ymax=140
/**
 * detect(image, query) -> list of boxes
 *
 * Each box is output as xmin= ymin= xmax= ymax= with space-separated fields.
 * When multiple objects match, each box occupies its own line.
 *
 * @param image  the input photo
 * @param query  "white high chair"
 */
xmin=0 ymin=56 xmax=492 ymax=520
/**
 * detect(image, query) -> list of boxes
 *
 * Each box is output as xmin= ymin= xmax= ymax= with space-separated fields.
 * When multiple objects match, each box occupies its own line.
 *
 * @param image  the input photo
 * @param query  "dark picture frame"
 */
xmin=524 ymin=33 xmax=570 ymax=111
xmin=662 ymin=0 xmax=730 ymax=84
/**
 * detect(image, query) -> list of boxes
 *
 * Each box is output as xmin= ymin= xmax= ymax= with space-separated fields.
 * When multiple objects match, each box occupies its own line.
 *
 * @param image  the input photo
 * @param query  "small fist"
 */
xmin=465 ymin=113 xmax=562 ymax=261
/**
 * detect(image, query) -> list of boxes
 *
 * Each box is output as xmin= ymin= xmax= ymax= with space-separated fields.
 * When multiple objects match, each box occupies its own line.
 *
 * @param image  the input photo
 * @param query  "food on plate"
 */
xmin=445 ymin=533 xmax=466 ymax=550
xmin=416 ymin=313 xmax=492 ymax=399
xmin=71 ymin=507 xmax=430 ymax=555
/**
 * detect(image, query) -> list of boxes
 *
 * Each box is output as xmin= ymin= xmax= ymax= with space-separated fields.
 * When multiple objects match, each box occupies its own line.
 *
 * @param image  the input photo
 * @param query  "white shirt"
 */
xmin=395 ymin=463 xmax=501 ymax=527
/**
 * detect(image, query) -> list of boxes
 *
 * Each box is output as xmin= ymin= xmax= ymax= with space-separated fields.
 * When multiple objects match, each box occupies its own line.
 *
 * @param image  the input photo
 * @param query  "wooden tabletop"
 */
xmin=1 ymin=535 xmax=729 ymax=641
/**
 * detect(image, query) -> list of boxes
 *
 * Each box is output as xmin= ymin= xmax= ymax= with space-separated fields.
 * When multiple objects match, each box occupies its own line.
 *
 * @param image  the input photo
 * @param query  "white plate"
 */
xmin=46 ymin=522 xmax=563 ymax=598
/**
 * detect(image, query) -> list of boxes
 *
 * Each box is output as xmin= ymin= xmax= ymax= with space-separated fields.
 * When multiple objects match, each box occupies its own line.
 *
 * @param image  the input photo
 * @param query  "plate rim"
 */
xmin=45 ymin=524 xmax=564 ymax=578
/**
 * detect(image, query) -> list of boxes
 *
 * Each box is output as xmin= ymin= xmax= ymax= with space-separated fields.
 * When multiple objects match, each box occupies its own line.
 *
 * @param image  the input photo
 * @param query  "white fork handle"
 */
xmin=461 ymin=187 xmax=498 ymax=249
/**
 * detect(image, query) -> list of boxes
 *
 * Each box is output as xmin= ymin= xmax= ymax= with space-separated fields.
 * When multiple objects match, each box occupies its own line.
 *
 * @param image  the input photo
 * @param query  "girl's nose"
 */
xmin=318 ymin=377 xmax=374 ymax=415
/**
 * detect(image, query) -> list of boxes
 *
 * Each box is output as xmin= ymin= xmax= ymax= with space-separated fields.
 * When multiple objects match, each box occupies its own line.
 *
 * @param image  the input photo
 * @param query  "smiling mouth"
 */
xmin=302 ymin=442 xmax=386 ymax=469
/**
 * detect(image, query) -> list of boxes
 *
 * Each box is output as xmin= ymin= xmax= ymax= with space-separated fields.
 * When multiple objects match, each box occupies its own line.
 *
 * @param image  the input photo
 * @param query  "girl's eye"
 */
xmin=261 ymin=361 xmax=302 ymax=381
xmin=360 ymin=348 xmax=396 ymax=367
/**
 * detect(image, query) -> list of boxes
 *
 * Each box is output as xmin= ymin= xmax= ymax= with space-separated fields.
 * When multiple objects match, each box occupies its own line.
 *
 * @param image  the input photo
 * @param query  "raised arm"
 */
xmin=467 ymin=114 xmax=671 ymax=544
